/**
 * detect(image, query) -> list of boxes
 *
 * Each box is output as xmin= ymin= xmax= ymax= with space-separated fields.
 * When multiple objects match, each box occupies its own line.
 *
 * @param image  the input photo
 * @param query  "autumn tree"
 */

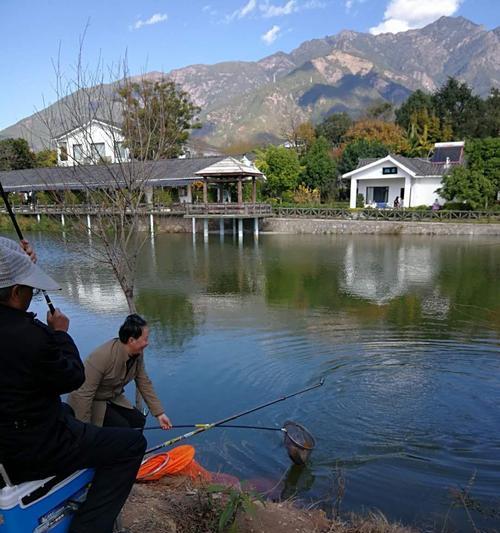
xmin=343 ymin=119 xmax=409 ymax=154
xmin=119 ymin=78 xmax=201 ymax=160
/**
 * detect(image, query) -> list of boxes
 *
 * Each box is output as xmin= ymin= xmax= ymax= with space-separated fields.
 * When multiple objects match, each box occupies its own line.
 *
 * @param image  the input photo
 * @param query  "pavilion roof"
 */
xmin=195 ymin=157 xmax=265 ymax=180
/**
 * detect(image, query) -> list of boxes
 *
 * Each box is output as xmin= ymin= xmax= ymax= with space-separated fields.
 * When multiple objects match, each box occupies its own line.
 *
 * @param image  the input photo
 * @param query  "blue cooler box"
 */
xmin=0 ymin=468 xmax=94 ymax=533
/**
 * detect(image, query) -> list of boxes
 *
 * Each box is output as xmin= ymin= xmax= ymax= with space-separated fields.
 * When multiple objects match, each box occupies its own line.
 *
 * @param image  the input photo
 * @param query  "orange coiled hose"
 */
xmin=136 ymin=445 xmax=211 ymax=482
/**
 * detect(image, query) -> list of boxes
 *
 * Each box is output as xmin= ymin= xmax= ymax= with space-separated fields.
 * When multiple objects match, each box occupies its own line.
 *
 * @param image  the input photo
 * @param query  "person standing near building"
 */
xmin=68 ymin=314 xmax=172 ymax=431
xmin=0 ymin=237 xmax=146 ymax=533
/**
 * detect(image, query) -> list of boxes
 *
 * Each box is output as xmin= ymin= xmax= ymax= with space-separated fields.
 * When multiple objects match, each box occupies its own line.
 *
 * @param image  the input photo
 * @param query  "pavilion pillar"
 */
xmin=203 ymin=180 xmax=208 ymax=204
xmin=187 ymin=183 xmax=193 ymax=203
xmin=254 ymin=217 xmax=259 ymax=238
xmin=237 ymin=179 xmax=243 ymax=204
xmin=252 ymin=177 xmax=256 ymax=204
xmin=204 ymin=219 xmax=209 ymax=241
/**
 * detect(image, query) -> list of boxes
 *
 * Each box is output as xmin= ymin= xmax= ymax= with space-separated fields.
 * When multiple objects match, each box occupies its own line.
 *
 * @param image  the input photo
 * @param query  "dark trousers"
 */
xmin=67 ymin=421 xmax=146 ymax=533
xmin=103 ymin=402 xmax=146 ymax=429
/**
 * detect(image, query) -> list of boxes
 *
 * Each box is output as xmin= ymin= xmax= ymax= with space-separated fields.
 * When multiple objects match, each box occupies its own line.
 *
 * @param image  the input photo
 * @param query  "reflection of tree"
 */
xmin=435 ymin=244 xmax=500 ymax=334
xmin=136 ymin=290 xmax=198 ymax=348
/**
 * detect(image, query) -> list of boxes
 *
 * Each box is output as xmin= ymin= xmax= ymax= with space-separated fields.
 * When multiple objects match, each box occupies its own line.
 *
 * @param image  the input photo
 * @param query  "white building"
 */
xmin=344 ymin=141 xmax=464 ymax=208
xmin=54 ymin=119 xmax=129 ymax=167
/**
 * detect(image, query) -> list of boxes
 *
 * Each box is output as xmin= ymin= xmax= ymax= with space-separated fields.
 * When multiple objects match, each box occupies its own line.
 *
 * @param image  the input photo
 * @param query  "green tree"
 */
xmin=315 ymin=112 xmax=353 ymax=146
xmin=119 ymin=79 xmax=200 ymax=160
xmin=0 ymin=138 xmax=36 ymax=170
xmin=483 ymin=88 xmax=500 ymax=138
xmin=255 ymin=145 xmax=302 ymax=199
xmin=432 ymin=77 xmax=484 ymax=139
xmin=439 ymin=137 xmax=500 ymax=209
xmin=300 ymin=136 xmax=337 ymax=200
xmin=395 ymin=90 xmax=434 ymax=131
xmin=439 ymin=166 xmax=494 ymax=209
xmin=35 ymin=149 xmax=57 ymax=168
xmin=338 ymin=139 xmax=389 ymax=175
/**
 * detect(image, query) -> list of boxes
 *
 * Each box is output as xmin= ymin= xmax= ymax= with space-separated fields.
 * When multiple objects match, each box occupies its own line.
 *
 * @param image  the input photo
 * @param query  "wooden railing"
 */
xmin=272 ymin=207 xmax=500 ymax=222
xmin=2 ymin=204 xmax=498 ymax=222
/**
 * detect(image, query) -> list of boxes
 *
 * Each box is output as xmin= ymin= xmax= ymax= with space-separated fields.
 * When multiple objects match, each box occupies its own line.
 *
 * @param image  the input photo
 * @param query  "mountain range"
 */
xmin=1 ymin=16 xmax=499 ymax=150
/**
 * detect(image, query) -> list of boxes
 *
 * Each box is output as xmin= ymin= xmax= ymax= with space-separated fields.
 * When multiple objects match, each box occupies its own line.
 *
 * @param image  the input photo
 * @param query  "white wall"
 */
xmin=356 ymin=178 xmax=405 ymax=207
xmin=56 ymin=121 xmax=128 ymax=167
xmin=348 ymin=159 xmax=446 ymax=208
xmin=410 ymin=178 xmax=445 ymax=207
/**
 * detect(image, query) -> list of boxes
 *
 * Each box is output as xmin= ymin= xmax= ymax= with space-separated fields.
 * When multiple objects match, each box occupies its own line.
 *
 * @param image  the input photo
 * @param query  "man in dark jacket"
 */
xmin=0 ymin=238 xmax=146 ymax=533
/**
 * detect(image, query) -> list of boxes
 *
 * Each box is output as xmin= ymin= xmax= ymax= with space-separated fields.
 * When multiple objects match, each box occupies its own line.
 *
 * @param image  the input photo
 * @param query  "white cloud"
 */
xmin=260 ymin=0 xmax=298 ymax=17
xmin=262 ymin=24 xmax=281 ymax=44
xmin=132 ymin=13 xmax=168 ymax=30
xmin=370 ymin=0 xmax=462 ymax=35
xmin=226 ymin=0 xmax=258 ymax=21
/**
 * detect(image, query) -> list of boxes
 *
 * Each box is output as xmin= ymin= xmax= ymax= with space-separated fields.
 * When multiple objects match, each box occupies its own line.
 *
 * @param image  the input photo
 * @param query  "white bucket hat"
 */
xmin=0 ymin=238 xmax=60 ymax=291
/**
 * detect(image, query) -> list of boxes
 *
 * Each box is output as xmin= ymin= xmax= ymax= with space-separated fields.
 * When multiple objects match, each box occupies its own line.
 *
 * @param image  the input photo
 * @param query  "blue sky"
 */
xmin=0 ymin=0 xmax=499 ymax=131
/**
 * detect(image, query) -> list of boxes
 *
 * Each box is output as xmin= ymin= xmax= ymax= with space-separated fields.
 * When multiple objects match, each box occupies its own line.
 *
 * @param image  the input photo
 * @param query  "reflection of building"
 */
xmin=341 ymin=240 xmax=436 ymax=304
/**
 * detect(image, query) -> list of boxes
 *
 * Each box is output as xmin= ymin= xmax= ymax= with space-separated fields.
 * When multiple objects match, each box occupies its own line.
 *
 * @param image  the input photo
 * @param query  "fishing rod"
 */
xmin=146 ymin=378 xmax=325 ymax=454
xmin=142 ymin=424 xmax=284 ymax=432
xmin=0 ymin=182 xmax=55 ymax=314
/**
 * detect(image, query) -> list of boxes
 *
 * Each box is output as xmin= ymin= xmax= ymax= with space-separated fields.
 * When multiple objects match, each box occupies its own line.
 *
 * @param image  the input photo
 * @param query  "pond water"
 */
xmin=22 ymin=231 xmax=500 ymax=531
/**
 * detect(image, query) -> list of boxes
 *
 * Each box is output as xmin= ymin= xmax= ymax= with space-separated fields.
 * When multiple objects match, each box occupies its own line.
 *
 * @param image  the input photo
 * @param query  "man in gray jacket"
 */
xmin=69 ymin=314 xmax=172 ymax=430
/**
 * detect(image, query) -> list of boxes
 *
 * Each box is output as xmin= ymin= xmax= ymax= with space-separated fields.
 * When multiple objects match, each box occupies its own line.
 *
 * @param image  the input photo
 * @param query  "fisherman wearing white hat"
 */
xmin=0 ymin=237 xmax=146 ymax=533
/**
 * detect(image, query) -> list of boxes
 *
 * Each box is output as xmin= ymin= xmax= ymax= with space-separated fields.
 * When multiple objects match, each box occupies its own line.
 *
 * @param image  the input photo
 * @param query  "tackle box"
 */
xmin=0 ymin=465 xmax=94 ymax=532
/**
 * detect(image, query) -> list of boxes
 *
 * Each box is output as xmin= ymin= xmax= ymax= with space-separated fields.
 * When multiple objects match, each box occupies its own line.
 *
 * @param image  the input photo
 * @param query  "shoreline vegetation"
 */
xmin=1 ymin=211 xmax=499 ymax=236
xmin=123 ymin=477 xmax=419 ymax=533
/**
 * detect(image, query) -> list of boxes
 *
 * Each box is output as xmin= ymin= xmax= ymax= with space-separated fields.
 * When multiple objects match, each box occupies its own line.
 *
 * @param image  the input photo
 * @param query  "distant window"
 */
xmin=73 ymin=144 xmax=83 ymax=162
xmin=382 ymin=167 xmax=397 ymax=175
xmin=58 ymin=142 xmax=68 ymax=162
xmin=91 ymin=143 xmax=106 ymax=161
xmin=366 ymin=186 xmax=389 ymax=204
xmin=114 ymin=141 xmax=128 ymax=161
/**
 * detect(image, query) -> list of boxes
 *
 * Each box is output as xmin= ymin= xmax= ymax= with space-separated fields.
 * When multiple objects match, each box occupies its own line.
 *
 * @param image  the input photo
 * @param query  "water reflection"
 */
xmin=22 ymin=231 xmax=500 ymax=532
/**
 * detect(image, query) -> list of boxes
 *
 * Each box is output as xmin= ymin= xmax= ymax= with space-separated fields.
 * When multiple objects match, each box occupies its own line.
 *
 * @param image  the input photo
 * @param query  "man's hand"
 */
xmin=157 ymin=413 xmax=172 ymax=430
xmin=47 ymin=308 xmax=70 ymax=332
xmin=20 ymin=239 xmax=37 ymax=263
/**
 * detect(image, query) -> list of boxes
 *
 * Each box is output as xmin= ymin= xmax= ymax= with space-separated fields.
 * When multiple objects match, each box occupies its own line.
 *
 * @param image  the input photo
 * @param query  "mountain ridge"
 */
xmin=1 ymin=16 xmax=499 ymax=149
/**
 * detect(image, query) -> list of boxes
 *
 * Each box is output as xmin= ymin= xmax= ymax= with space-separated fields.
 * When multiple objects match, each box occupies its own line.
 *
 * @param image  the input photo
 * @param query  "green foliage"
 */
xmin=0 ymin=138 xmax=36 ymax=170
xmin=439 ymin=166 xmax=495 ymax=210
xmin=432 ymin=77 xmax=485 ymax=140
xmin=440 ymin=137 xmax=500 ymax=209
xmin=255 ymin=145 xmax=302 ymax=199
xmin=338 ymin=139 xmax=389 ymax=175
xmin=395 ymin=90 xmax=434 ymax=131
xmin=364 ymin=100 xmax=394 ymax=122
xmin=315 ymin=112 xmax=353 ymax=146
xmin=300 ymin=136 xmax=337 ymax=199
xmin=356 ymin=193 xmax=364 ymax=208
xmin=206 ymin=485 xmax=261 ymax=533
xmin=34 ymin=149 xmax=57 ymax=167
xmin=119 ymin=79 xmax=201 ymax=160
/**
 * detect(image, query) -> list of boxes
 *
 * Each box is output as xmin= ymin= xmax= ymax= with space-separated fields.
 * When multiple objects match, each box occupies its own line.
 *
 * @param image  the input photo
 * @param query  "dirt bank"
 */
xmin=122 ymin=478 xmax=417 ymax=533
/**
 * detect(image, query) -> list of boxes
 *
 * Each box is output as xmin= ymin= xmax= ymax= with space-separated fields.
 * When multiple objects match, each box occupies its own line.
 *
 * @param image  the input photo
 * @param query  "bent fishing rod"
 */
xmin=0 ymin=182 xmax=55 ymax=313
xmin=145 ymin=377 xmax=325 ymax=454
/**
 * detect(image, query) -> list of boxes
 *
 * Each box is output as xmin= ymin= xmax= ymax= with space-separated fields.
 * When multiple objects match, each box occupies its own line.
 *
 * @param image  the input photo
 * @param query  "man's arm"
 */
xmin=135 ymin=357 xmax=171 ymax=428
xmin=35 ymin=309 xmax=85 ymax=394
xmin=67 ymin=360 xmax=103 ymax=423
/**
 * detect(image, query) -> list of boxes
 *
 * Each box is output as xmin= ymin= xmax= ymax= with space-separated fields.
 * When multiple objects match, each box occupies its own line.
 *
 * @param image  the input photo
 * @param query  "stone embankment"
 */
xmin=261 ymin=218 xmax=500 ymax=235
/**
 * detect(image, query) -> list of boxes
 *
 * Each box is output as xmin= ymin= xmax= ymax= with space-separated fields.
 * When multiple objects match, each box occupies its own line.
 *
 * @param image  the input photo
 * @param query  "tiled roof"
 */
xmin=357 ymin=154 xmax=461 ymax=177
xmin=0 ymin=156 xmax=233 ymax=192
